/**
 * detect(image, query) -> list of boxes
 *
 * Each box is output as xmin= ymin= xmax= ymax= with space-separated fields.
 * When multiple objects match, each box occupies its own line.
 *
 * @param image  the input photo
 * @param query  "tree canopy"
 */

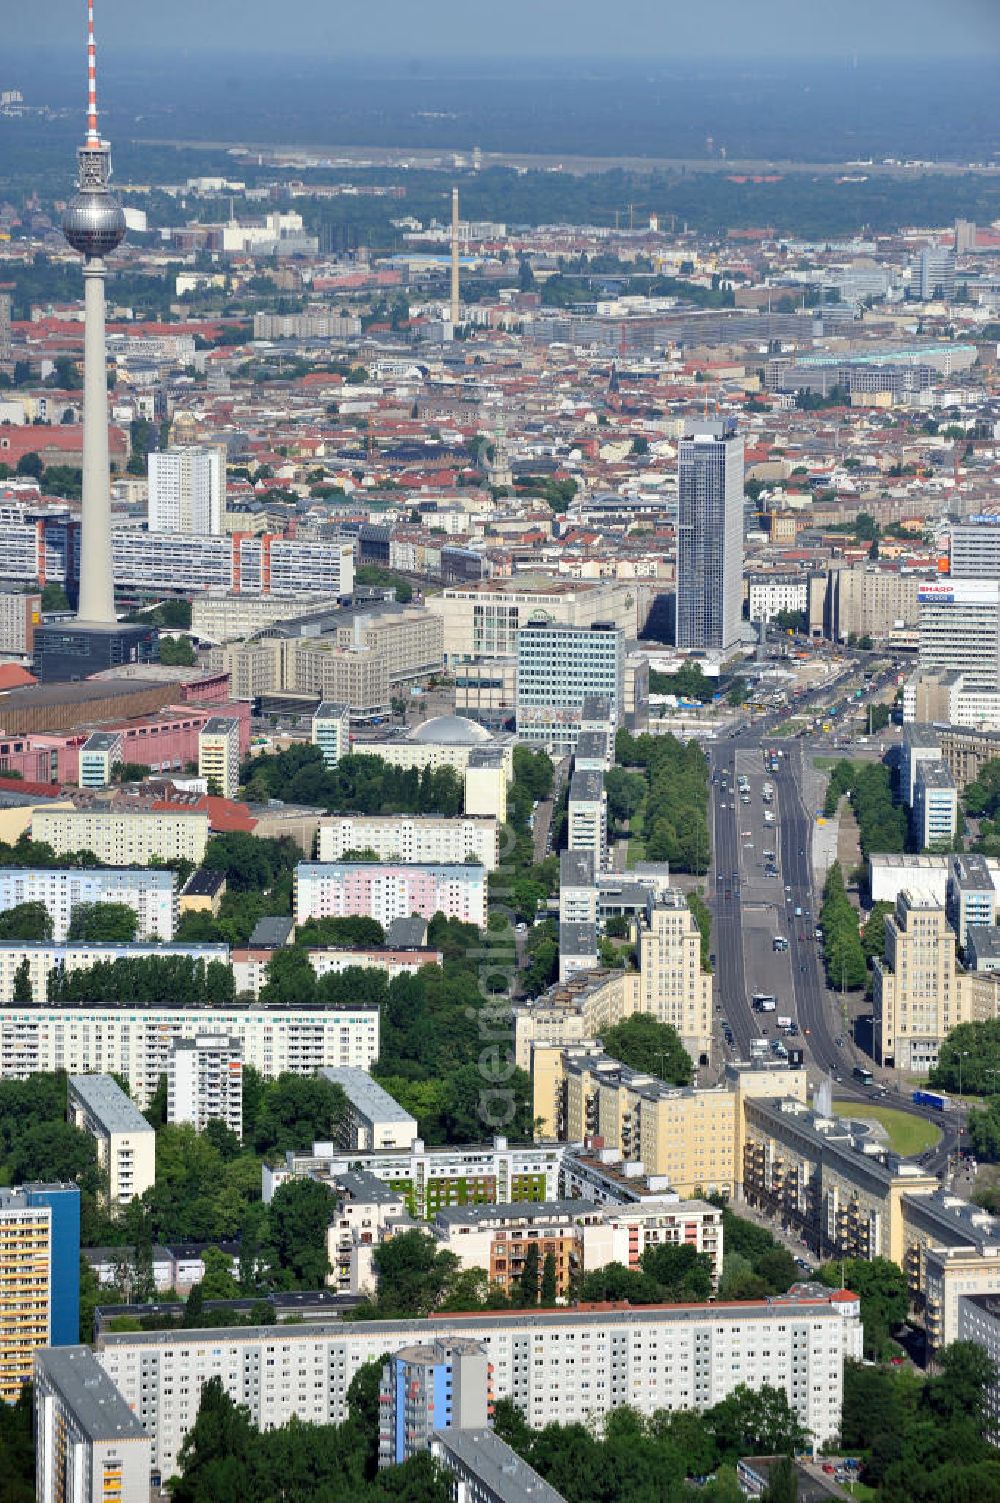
xmin=615 ymin=729 xmax=710 ymax=873
xmin=823 ymin=760 xmax=907 ymax=856
xmin=599 ymin=1013 xmax=693 ymax=1085
xmin=242 ymin=746 xmax=463 ymax=818
xmin=819 ymin=862 xmax=867 ymax=992
xmin=65 ymin=902 xmax=139 ymax=943
xmin=169 ymin=1373 xmax=451 ymax=1503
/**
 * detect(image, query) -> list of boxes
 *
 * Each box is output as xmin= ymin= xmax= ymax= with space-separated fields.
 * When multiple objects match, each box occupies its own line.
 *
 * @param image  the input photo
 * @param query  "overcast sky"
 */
xmin=13 ymin=0 xmax=1000 ymax=58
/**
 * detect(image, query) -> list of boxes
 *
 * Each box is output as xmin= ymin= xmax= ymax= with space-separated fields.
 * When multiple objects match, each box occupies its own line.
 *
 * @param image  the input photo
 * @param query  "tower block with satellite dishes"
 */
xmin=34 ymin=1 xmax=158 ymax=682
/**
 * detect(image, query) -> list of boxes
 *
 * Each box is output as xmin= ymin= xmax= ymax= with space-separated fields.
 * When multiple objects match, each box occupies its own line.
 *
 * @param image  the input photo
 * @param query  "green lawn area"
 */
xmin=813 ymin=756 xmax=841 ymax=770
xmin=841 ymin=1482 xmax=877 ymax=1501
xmin=626 ymin=837 xmax=647 ymax=868
xmin=832 ymin=1103 xmax=941 ymax=1157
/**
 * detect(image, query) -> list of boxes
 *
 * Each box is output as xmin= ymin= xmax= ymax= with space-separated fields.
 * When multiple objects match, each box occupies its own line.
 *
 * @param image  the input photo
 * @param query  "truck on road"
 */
xmin=913 ymin=1089 xmax=950 ymax=1112
xmin=752 ymin=994 xmax=777 ymax=1012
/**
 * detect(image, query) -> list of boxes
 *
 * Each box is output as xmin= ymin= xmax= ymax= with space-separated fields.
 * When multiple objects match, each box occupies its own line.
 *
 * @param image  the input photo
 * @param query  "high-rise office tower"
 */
xmin=148 ymin=445 xmax=225 ymax=534
xmin=918 ymin=579 xmax=1000 ymax=692
xmin=0 ymin=292 xmax=11 ymax=377
xmin=915 ymin=246 xmax=956 ymax=301
xmin=516 ymin=620 xmax=624 ymax=752
xmin=34 ymin=1 xmax=157 ymax=682
xmin=676 ymin=418 xmax=745 ymax=653
xmin=949 ymin=518 xmax=1000 ymax=579
xmin=450 ymin=186 xmax=460 ymax=326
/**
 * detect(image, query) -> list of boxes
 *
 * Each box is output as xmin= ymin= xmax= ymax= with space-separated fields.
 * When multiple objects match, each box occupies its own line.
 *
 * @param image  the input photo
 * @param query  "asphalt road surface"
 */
xmin=709 ymin=708 xmax=959 ymax=1177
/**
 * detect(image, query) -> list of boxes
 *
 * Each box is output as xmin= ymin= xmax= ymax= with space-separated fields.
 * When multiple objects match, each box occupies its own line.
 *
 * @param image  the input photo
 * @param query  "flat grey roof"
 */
xmin=433 ymin=1429 xmax=569 ymax=1503
xmin=905 ymin=725 xmax=942 ymax=749
xmin=201 ymin=716 xmax=240 ymax=736
xmin=433 ymin=1198 xmax=597 ymax=1227
xmin=315 ymin=701 xmax=349 ymax=718
xmin=35 ymin=1346 xmax=148 ymax=1443
xmin=575 ymin=730 xmax=609 ymax=759
xmin=96 ymin=1294 xmax=851 ymax=1351
xmin=569 ymin=769 xmax=604 ymax=802
xmin=951 ymin=854 xmax=993 ymax=890
xmin=68 ymin=1075 xmax=153 ymax=1135
xmin=320 ymin=1067 xmax=417 ymax=1127
xmin=558 ymin=921 xmax=597 ymax=954
xmin=82 ymin=732 xmax=121 ymax=751
xmin=560 ymin=849 xmax=596 ymax=887
xmin=916 ymin=761 xmax=955 ymax=789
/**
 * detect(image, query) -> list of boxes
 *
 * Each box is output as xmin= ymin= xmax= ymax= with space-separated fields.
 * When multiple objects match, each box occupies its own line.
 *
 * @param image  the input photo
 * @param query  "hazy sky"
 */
xmin=14 ymin=0 xmax=1000 ymax=58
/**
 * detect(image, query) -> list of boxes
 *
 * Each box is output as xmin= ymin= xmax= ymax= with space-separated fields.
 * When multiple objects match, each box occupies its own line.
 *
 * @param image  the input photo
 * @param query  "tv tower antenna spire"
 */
xmin=86 ymin=0 xmax=100 ymax=145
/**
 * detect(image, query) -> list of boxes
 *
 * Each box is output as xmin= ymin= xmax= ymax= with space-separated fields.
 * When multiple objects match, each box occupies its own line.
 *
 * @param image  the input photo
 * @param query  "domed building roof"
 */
xmin=407 ymin=714 xmax=494 ymax=746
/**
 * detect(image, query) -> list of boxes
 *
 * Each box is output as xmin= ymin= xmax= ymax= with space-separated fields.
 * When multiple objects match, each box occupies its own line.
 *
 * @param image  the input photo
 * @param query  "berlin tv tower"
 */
xmin=62 ymin=0 xmax=126 ymax=625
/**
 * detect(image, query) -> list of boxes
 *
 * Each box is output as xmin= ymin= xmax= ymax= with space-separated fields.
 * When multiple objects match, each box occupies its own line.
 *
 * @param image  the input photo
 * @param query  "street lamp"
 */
xmin=958 ymin=1049 xmax=970 ymax=1100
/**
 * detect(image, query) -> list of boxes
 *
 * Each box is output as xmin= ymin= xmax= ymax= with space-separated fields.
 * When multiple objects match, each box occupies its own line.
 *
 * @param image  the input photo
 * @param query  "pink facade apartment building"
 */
xmin=294 ymin=861 xmax=487 ymax=930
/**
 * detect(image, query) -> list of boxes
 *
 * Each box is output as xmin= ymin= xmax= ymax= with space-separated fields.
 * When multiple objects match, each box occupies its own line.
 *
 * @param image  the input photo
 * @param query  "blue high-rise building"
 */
xmin=25 ymin=1183 xmax=80 ymax=1347
xmin=377 ymin=1340 xmax=489 ymax=1467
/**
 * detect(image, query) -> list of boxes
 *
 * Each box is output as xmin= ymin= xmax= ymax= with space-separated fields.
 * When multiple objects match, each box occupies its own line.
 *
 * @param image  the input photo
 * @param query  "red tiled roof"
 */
xmin=0 ymin=664 xmax=37 ymax=691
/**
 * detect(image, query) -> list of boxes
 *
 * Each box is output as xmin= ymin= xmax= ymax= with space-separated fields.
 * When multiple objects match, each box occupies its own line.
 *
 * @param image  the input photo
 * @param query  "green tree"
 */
xmin=519 ymin=1242 xmax=540 ymax=1306
xmin=251 ymin=1073 xmax=345 ymax=1156
xmin=933 ymin=1019 xmax=1000 ymax=1098
xmin=687 ymin=889 xmax=713 ymax=970
xmin=0 ymin=900 xmax=53 ymax=941
xmin=819 ymin=862 xmax=867 ymax=991
xmin=160 ymin=635 xmax=197 ymax=667
xmin=599 ymin=1013 xmax=693 ymax=1085
xmin=762 ymin=1455 xmax=798 ymax=1503
xmin=0 ymin=1385 xmax=35 ymax=1503
xmin=110 ymin=761 xmax=152 ymax=785
xmin=40 ymin=582 xmax=71 ymax=612
xmin=294 ymin=915 xmax=386 ymax=948
xmin=604 ymin=767 xmax=646 ymax=825
xmin=814 ymin=1256 xmax=907 ymax=1357
xmin=66 ymin=902 xmax=139 ymax=943
xmin=11 ymin=958 xmax=33 ymax=1003
xmin=199 ymin=1245 xmax=241 ymax=1300
xmin=267 ymin=1178 xmax=335 ymax=1289
xmin=540 ymin=1251 xmax=557 ymax=1306
xmin=707 ymin=1383 xmax=808 ymax=1462
xmin=354 ymin=1230 xmax=461 ymax=1319
xmin=258 ymin=946 xmax=317 ymax=1006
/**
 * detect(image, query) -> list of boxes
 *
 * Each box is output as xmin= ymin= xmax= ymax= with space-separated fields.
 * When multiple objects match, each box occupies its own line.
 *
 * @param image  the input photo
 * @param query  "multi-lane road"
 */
xmin=709 ymin=717 xmax=958 ymax=1176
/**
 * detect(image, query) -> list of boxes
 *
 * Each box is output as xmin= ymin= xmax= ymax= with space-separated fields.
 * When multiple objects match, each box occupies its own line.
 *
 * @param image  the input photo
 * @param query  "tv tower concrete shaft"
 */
xmin=450 ymin=186 xmax=460 ymax=326
xmin=78 ymin=260 xmax=115 ymax=621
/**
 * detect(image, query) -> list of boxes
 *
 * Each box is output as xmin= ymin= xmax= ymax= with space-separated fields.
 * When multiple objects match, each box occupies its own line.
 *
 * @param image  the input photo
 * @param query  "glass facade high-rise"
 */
xmin=676 ymin=418 xmax=745 ymax=653
xmin=515 ymin=620 xmax=624 ymax=751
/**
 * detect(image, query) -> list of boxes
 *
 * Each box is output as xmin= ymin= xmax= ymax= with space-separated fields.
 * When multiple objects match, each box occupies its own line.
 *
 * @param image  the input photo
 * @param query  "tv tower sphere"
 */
xmin=63 ymin=176 xmax=126 ymax=259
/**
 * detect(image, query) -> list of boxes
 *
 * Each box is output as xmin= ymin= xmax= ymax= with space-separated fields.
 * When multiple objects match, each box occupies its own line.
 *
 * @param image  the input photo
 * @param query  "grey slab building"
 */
xmin=431 ymin=1428 xmax=569 ymax=1503
xmin=35 ymin=1346 xmax=151 ymax=1503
